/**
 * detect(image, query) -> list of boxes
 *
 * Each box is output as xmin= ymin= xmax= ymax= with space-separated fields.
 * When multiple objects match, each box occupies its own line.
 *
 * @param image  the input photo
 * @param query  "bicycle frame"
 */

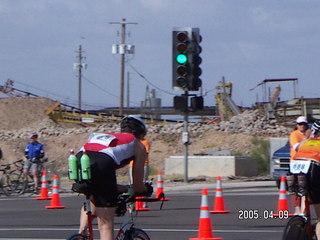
xmin=67 ymin=193 xmax=165 ymax=240
xmin=84 ymin=198 xmax=94 ymax=240
xmin=301 ymin=195 xmax=315 ymax=239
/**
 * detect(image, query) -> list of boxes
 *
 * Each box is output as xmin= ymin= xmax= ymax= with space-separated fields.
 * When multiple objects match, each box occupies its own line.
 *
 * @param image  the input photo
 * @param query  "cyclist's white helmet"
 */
xmin=120 ymin=115 xmax=147 ymax=137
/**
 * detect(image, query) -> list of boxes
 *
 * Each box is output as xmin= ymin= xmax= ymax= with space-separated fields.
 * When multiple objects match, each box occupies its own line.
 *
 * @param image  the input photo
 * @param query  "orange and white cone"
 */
xmin=190 ymin=188 xmax=223 ymax=240
xmin=135 ymin=197 xmax=150 ymax=211
xmin=210 ymin=176 xmax=229 ymax=214
xmin=36 ymin=170 xmax=52 ymax=200
xmin=45 ymin=175 xmax=66 ymax=209
xmin=273 ymin=176 xmax=293 ymax=217
xmin=155 ymin=170 xmax=169 ymax=201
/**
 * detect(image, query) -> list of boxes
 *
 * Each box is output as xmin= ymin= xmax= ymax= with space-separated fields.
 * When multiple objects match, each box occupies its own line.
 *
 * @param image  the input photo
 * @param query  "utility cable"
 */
xmin=127 ymin=62 xmax=176 ymax=96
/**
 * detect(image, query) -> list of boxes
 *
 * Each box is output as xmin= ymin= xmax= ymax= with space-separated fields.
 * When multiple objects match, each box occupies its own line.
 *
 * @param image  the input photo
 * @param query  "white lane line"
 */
xmin=0 ymin=227 xmax=282 ymax=233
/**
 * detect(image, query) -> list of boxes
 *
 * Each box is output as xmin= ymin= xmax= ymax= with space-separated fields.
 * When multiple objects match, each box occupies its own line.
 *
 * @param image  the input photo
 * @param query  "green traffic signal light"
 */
xmin=176 ymin=54 xmax=187 ymax=64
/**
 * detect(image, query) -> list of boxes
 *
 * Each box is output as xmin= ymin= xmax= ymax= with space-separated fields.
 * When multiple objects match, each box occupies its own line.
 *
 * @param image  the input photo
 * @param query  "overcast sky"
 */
xmin=1 ymin=1 xmax=320 ymax=110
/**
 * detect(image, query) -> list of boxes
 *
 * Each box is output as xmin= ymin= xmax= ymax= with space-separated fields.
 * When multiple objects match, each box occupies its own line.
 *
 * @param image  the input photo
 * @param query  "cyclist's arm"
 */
xmin=24 ymin=144 xmax=30 ymax=159
xmin=38 ymin=144 xmax=45 ymax=158
xmin=132 ymin=140 xmax=147 ymax=193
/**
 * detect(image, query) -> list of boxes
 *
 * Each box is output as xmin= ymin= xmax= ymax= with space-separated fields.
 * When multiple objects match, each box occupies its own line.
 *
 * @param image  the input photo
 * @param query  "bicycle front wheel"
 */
xmin=282 ymin=215 xmax=309 ymax=240
xmin=0 ymin=174 xmax=10 ymax=196
xmin=66 ymin=233 xmax=88 ymax=240
xmin=126 ymin=228 xmax=150 ymax=240
xmin=8 ymin=172 xmax=24 ymax=194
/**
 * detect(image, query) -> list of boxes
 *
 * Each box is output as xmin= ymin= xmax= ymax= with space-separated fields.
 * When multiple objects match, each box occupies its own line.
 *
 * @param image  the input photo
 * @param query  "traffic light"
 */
xmin=173 ymin=95 xmax=188 ymax=111
xmin=172 ymin=27 xmax=202 ymax=92
xmin=191 ymin=96 xmax=203 ymax=111
xmin=189 ymin=28 xmax=202 ymax=91
xmin=172 ymin=28 xmax=191 ymax=91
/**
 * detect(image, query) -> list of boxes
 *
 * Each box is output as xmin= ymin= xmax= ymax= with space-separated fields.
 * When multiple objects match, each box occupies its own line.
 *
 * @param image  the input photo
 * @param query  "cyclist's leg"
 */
xmin=31 ymin=163 xmax=39 ymax=190
xmin=20 ymin=160 xmax=31 ymax=193
xmin=77 ymin=151 xmax=118 ymax=240
xmin=95 ymin=206 xmax=116 ymax=240
xmin=79 ymin=200 xmax=96 ymax=234
xmin=79 ymin=205 xmax=87 ymax=234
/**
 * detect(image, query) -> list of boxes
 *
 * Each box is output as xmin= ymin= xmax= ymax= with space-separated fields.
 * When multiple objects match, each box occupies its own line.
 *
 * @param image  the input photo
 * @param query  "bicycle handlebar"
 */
xmin=115 ymin=192 xmax=166 ymax=216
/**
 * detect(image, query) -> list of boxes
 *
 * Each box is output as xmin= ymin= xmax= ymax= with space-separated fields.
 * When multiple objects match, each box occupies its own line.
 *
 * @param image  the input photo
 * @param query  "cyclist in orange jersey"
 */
xmin=291 ymin=120 xmax=320 ymax=239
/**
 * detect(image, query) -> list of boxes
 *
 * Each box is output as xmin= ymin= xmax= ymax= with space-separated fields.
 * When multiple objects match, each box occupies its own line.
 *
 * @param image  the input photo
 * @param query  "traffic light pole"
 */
xmin=182 ymin=100 xmax=189 ymax=183
xmin=183 ymin=92 xmax=189 ymax=183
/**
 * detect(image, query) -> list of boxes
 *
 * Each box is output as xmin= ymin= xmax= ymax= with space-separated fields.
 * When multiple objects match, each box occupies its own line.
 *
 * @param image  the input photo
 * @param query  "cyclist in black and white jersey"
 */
xmin=77 ymin=116 xmax=150 ymax=240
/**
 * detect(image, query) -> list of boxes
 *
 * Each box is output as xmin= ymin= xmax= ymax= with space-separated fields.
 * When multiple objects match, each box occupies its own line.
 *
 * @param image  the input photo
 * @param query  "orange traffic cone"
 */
xmin=273 ymin=176 xmax=293 ymax=217
xmin=36 ymin=171 xmax=52 ymax=200
xmin=155 ymin=170 xmax=169 ymax=201
xmin=210 ymin=176 xmax=229 ymax=214
xmin=45 ymin=175 xmax=66 ymax=209
xmin=135 ymin=197 xmax=150 ymax=211
xmin=190 ymin=188 xmax=223 ymax=240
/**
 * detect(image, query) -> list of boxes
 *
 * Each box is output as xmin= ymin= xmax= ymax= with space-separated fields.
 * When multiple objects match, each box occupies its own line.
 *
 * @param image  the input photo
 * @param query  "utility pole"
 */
xmin=126 ymin=71 xmax=130 ymax=107
xmin=110 ymin=18 xmax=137 ymax=116
xmin=74 ymin=45 xmax=87 ymax=109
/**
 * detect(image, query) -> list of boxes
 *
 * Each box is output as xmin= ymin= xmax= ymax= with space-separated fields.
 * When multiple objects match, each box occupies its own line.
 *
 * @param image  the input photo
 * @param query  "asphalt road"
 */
xmin=0 ymin=184 xmax=300 ymax=240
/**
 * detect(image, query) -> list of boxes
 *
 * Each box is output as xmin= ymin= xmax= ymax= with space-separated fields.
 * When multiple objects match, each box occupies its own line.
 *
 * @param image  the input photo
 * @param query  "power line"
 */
xmin=82 ymin=75 xmax=140 ymax=106
xmin=127 ymin=62 xmax=176 ymax=96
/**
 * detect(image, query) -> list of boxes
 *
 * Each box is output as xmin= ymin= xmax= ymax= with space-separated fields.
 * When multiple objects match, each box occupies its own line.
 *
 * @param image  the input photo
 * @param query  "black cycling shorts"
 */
xmin=306 ymin=161 xmax=320 ymax=204
xmin=77 ymin=151 xmax=118 ymax=208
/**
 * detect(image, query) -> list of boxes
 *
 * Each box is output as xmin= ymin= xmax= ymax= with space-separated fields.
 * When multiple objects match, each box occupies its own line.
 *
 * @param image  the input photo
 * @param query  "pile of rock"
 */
xmin=0 ymin=109 xmax=291 ymax=141
xmin=212 ymin=109 xmax=291 ymax=136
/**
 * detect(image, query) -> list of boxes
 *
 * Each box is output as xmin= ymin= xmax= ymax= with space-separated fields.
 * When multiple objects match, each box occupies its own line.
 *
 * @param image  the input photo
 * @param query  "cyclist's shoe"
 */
xmin=298 ymin=214 xmax=308 ymax=222
xmin=297 ymin=187 xmax=307 ymax=196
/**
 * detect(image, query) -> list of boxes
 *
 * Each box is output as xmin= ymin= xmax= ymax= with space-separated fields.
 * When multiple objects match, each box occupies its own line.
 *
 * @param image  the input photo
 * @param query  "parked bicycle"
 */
xmin=67 ymin=190 xmax=165 ymax=240
xmin=2 ymin=158 xmax=48 ymax=195
xmin=0 ymin=159 xmax=25 ymax=196
xmin=0 ymin=163 xmax=12 ymax=196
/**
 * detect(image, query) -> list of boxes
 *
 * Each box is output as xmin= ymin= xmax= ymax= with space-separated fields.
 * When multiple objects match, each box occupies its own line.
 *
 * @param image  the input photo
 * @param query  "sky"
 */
xmin=1 ymin=0 xmax=320 ymax=110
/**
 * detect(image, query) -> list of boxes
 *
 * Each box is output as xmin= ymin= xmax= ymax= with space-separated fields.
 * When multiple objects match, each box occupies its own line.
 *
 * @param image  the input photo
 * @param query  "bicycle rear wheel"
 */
xmin=126 ymin=228 xmax=150 ymax=240
xmin=66 ymin=233 xmax=89 ymax=240
xmin=282 ymin=215 xmax=310 ymax=240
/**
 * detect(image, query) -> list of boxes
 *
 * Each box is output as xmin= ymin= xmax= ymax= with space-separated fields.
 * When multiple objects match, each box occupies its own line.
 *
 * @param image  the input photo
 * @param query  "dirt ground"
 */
xmin=0 ymin=97 xmax=263 ymax=182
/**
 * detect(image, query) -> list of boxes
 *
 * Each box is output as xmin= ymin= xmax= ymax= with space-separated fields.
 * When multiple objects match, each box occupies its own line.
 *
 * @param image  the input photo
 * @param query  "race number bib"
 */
xmin=88 ymin=133 xmax=117 ymax=146
xmin=290 ymin=160 xmax=311 ymax=174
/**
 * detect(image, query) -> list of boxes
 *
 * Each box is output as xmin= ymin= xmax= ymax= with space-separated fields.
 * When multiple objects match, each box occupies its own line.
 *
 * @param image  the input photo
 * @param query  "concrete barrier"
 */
xmin=165 ymin=155 xmax=258 ymax=177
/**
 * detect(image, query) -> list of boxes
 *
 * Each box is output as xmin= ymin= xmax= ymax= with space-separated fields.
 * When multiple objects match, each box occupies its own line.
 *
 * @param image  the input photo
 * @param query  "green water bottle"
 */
xmin=68 ymin=149 xmax=78 ymax=180
xmin=80 ymin=150 xmax=91 ymax=180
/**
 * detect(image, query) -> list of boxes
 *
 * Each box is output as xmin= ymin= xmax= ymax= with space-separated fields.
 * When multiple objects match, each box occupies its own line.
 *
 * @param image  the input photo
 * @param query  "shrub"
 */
xmin=250 ymin=136 xmax=270 ymax=174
